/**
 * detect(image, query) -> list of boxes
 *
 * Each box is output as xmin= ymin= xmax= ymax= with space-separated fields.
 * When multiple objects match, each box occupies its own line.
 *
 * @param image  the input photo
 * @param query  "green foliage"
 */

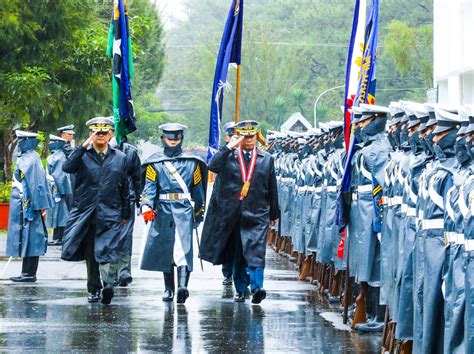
xmin=1 ymin=0 xmax=166 ymax=179
xmin=0 ymin=181 xmax=12 ymax=203
xmin=384 ymin=20 xmax=433 ymax=87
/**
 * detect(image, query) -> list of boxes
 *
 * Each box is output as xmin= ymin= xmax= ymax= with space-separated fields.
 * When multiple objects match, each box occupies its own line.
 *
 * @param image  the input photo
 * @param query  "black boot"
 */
xmin=48 ymin=227 xmax=64 ymax=246
xmin=176 ymin=266 xmax=190 ymax=304
xmin=162 ymin=272 xmax=175 ymax=302
xmin=11 ymin=257 xmax=38 ymax=282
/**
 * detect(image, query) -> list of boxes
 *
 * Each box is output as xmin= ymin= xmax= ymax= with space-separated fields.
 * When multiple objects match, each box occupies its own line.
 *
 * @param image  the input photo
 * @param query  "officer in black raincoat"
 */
xmin=140 ymin=123 xmax=207 ymax=304
xmin=109 ymin=130 xmax=141 ymax=287
xmin=46 ymin=134 xmax=72 ymax=246
xmin=6 ymin=131 xmax=54 ymax=282
xmin=200 ymin=120 xmax=280 ymax=304
xmin=61 ymin=117 xmax=130 ymax=305
xmin=206 ymin=121 xmax=236 ymax=286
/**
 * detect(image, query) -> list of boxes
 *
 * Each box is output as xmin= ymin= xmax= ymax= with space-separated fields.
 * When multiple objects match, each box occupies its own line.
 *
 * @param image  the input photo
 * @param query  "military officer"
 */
xmin=62 ymin=117 xmax=130 ymax=305
xmin=140 ymin=123 xmax=207 ymax=304
xmin=200 ymin=120 xmax=280 ymax=304
xmin=109 ymin=127 xmax=142 ymax=287
xmin=57 ymin=124 xmax=76 ymax=212
xmin=6 ymin=131 xmax=54 ymax=282
xmin=46 ymin=135 xmax=73 ymax=246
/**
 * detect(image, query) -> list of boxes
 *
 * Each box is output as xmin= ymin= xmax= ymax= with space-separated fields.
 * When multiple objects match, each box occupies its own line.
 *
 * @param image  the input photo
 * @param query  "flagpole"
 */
xmin=234 ymin=65 xmax=241 ymax=123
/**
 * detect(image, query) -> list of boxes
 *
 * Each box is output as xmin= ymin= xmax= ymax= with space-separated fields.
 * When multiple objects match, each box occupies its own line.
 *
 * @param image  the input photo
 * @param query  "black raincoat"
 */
xmin=61 ymin=145 xmax=130 ymax=263
xmin=200 ymin=146 xmax=280 ymax=268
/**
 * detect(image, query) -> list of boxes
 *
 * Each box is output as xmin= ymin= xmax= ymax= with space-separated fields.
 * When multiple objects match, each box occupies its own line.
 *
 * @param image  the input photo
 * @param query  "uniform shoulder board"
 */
xmin=194 ymin=164 xmax=202 ymax=185
xmin=20 ymin=171 xmax=25 ymax=180
xmin=145 ymin=164 xmax=157 ymax=182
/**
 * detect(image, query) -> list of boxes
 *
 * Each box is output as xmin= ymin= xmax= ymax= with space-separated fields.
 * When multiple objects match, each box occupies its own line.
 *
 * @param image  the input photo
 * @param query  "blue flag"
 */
xmin=338 ymin=0 xmax=379 ymax=226
xmin=207 ymin=0 xmax=244 ymax=162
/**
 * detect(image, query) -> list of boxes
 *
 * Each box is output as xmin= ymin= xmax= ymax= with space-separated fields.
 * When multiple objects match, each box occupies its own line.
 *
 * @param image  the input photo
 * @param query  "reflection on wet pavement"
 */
xmin=0 ymin=250 xmax=380 ymax=352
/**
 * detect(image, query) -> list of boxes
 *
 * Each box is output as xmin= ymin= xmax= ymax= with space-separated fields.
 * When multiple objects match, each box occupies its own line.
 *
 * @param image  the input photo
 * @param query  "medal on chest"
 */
xmin=237 ymin=146 xmax=257 ymax=201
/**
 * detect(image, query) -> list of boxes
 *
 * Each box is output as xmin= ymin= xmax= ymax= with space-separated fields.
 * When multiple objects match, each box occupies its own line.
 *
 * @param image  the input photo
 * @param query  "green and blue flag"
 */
xmin=106 ymin=0 xmax=136 ymax=145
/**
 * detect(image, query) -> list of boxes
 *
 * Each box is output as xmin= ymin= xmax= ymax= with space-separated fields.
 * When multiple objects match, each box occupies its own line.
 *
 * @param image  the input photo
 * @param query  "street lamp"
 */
xmin=313 ymin=85 xmax=345 ymax=128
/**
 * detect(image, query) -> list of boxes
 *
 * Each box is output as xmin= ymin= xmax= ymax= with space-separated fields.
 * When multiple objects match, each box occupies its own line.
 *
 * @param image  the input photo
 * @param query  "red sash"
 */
xmin=237 ymin=146 xmax=257 ymax=201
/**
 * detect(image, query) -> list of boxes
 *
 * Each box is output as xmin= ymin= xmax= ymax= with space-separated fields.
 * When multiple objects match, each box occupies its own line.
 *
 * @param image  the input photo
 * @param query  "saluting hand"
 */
xmin=227 ymin=135 xmax=244 ymax=150
xmin=82 ymin=131 xmax=96 ymax=148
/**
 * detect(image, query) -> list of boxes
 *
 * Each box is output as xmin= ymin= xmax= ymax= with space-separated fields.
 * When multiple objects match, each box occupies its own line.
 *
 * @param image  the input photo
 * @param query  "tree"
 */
xmin=0 ymin=0 xmax=166 ymax=180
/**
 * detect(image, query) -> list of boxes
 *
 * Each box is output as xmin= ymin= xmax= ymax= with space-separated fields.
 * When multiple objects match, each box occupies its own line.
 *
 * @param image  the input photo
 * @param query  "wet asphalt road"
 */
xmin=0 ymin=219 xmax=380 ymax=353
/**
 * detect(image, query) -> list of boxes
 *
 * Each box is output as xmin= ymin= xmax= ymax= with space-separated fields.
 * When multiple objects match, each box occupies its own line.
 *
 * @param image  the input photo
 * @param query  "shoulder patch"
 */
xmin=194 ymin=164 xmax=202 ymax=185
xmin=146 ymin=164 xmax=157 ymax=182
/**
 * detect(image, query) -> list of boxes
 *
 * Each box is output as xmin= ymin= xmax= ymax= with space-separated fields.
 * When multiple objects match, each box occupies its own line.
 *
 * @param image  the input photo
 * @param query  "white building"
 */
xmin=280 ymin=112 xmax=313 ymax=132
xmin=433 ymin=0 xmax=474 ymax=104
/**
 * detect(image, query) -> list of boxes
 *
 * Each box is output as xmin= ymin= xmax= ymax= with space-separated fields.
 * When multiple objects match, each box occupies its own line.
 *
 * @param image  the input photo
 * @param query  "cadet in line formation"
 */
xmin=5 ymin=117 xmax=278 ymax=307
xmin=267 ymin=102 xmax=473 ymax=354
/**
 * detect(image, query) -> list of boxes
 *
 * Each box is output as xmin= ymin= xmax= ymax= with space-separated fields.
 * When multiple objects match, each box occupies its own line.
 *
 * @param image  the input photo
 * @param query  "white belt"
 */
xmin=401 ymin=204 xmax=408 ymax=213
xmin=406 ymin=207 xmax=416 ymax=217
xmin=358 ymin=184 xmax=372 ymax=193
xmin=327 ymin=186 xmax=337 ymax=193
xmin=307 ymin=186 xmax=315 ymax=192
xmin=422 ymin=219 xmax=444 ymax=230
xmin=445 ymin=232 xmax=464 ymax=245
xmin=465 ymin=239 xmax=474 ymax=251
xmin=352 ymin=193 xmax=358 ymax=201
xmin=276 ymin=176 xmax=282 ymax=181
xmin=315 ymin=186 xmax=323 ymax=193
xmin=392 ymin=196 xmax=403 ymax=205
xmin=159 ymin=193 xmax=191 ymax=201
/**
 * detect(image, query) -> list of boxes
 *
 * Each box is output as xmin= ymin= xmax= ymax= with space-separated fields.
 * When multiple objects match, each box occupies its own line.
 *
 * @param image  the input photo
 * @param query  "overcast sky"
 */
xmin=153 ymin=0 xmax=187 ymax=30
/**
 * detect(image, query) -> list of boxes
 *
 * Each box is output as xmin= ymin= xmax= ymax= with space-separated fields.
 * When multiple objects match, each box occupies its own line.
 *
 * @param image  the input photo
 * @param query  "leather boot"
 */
xmin=176 ymin=266 xmax=189 ymax=304
xmin=162 ymin=272 xmax=175 ymax=302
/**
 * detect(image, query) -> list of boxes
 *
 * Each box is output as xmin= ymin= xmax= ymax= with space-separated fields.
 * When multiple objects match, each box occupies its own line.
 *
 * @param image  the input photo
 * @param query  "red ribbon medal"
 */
xmin=237 ymin=146 xmax=257 ymax=201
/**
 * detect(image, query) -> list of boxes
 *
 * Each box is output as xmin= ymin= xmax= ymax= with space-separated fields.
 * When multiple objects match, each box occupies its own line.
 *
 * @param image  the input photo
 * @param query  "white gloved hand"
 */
xmin=141 ymin=205 xmax=152 ymax=213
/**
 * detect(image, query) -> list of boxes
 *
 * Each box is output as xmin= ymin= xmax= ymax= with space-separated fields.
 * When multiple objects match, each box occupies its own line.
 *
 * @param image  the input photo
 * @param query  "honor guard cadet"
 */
xmin=109 ymin=127 xmax=142 ymax=287
xmin=57 ymin=124 xmax=76 ymax=157
xmin=140 ymin=123 xmax=207 ymax=304
xmin=6 ymin=131 xmax=54 ymax=282
xmin=420 ymin=107 xmax=460 ymax=353
xmin=61 ymin=117 xmax=130 ymax=305
xmin=350 ymin=104 xmax=390 ymax=332
xmin=442 ymin=105 xmax=472 ymax=354
xmin=200 ymin=120 xmax=280 ymax=304
xmin=462 ymin=111 xmax=474 ymax=354
xmin=46 ymin=135 xmax=73 ymax=246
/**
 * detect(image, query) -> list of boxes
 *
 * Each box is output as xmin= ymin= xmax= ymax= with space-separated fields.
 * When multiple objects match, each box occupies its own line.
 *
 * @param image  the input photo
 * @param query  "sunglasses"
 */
xmin=94 ymin=131 xmax=110 ymax=136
